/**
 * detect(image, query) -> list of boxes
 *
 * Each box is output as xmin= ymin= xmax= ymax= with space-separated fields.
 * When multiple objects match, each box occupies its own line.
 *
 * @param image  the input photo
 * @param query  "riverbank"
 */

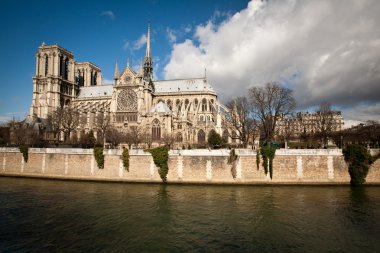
xmin=1 ymin=148 xmax=379 ymax=185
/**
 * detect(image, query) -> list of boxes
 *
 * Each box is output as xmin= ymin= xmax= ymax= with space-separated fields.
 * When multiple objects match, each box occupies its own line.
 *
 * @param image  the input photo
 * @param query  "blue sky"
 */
xmin=1 ymin=0 xmax=379 ymax=126
xmin=0 ymin=0 xmax=248 ymax=122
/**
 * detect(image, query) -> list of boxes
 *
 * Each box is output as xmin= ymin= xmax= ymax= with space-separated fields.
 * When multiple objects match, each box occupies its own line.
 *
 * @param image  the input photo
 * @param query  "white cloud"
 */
xmin=123 ymin=34 xmax=147 ymax=52
xmin=100 ymin=10 xmax=115 ymax=20
xmin=102 ymin=79 xmax=114 ymax=85
xmin=163 ymin=0 xmax=380 ymax=121
xmin=166 ymin=27 xmax=177 ymax=43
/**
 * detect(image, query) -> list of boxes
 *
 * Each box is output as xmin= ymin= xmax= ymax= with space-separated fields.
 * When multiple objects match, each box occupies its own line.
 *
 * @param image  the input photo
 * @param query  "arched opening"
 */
xmin=231 ymin=130 xmax=237 ymax=144
xmin=202 ymin=98 xmax=207 ymax=112
xmin=64 ymin=58 xmax=69 ymax=80
xmin=152 ymin=119 xmax=161 ymax=141
xmin=222 ymin=129 xmax=229 ymax=143
xmin=194 ymin=98 xmax=199 ymax=111
xmin=167 ymin=99 xmax=172 ymax=110
xmin=197 ymin=129 xmax=205 ymax=144
xmin=176 ymin=132 xmax=183 ymax=142
xmin=44 ymin=55 xmax=48 ymax=76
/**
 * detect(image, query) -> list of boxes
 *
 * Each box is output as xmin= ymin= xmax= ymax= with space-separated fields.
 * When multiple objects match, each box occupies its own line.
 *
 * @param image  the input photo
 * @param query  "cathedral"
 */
xmin=28 ymin=23 xmax=233 ymax=147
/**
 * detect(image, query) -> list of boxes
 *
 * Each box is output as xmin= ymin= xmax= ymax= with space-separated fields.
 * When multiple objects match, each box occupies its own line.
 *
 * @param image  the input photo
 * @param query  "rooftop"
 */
xmin=154 ymin=78 xmax=216 ymax=94
xmin=77 ymin=85 xmax=113 ymax=98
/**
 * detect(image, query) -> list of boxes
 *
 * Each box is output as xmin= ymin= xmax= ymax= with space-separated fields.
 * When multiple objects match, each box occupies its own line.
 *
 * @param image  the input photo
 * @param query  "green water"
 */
xmin=0 ymin=177 xmax=379 ymax=253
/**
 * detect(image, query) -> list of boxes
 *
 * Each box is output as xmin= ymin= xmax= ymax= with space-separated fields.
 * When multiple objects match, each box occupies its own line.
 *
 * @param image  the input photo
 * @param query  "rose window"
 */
xmin=117 ymin=89 xmax=137 ymax=111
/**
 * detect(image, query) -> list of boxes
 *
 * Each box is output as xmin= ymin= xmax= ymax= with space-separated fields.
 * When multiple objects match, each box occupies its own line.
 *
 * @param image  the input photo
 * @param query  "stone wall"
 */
xmin=1 ymin=148 xmax=380 ymax=185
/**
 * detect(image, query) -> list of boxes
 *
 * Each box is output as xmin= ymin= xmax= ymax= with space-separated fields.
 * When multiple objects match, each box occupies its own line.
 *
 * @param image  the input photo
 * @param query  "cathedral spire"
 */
xmin=145 ymin=19 xmax=151 ymax=58
xmin=113 ymin=61 xmax=120 ymax=80
xmin=144 ymin=20 xmax=153 ymax=81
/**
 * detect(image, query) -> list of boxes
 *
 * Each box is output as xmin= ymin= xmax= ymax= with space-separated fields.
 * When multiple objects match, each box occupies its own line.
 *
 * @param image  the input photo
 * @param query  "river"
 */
xmin=0 ymin=177 xmax=379 ymax=252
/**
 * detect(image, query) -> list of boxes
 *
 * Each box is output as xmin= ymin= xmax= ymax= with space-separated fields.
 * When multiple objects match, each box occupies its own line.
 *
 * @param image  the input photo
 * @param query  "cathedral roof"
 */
xmin=150 ymin=101 xmax=172 ymax=113
xmin=154 ymin=78 xmax=216 ymax=94
xmin=77 ymin=85 xmax=113 ymax=98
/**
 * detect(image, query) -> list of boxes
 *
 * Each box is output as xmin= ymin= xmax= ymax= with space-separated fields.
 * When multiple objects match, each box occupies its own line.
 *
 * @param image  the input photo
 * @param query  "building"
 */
xmin=276 ymin=111 xmax=344 ymax=141
xmin=28 ymin=22 xmax=233 ymax=147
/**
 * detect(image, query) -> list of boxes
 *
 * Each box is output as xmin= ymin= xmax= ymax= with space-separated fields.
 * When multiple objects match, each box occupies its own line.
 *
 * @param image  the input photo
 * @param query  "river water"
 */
xmin=0 ymin=177 xmax=379 ymax=253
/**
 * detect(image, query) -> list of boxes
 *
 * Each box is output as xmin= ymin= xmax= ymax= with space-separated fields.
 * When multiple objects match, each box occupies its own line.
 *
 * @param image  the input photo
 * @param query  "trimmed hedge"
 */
xmin=260 ymin=144 xmax=276 ymax=179
xmin=145 ymin=146 xmax=169 ymax=182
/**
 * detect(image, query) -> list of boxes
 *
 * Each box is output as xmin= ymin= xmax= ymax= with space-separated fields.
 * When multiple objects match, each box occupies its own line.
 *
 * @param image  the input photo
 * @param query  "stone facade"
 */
xmin=28 ymin=22 xmax=232 ymax=147
xmin=1 ymin=148 xmax=380 ymax=184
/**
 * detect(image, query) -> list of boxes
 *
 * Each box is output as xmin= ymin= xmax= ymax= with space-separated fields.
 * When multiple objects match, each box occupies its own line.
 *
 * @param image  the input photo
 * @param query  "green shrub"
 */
xmin=93 ymin=147 xmax=104 ymax=169
xmin=19 ymin=145 xmax=28 ymax=163
xmin=260 ymin=143 xmax=276 ymax=179
xmin=122 ymin=148 xmax=129 ymax=171
xmin=343 ymin=144 xmax=378 ymax=186
xmin=207 ymin=130 xmax=223 ymax=148
xmin=228 ymin=148 xmax=238 ymax=178
xmin=145 ymin=146 xmax=169 ymax=182
xmin=256 ymin=149 xmax=260 ymax=171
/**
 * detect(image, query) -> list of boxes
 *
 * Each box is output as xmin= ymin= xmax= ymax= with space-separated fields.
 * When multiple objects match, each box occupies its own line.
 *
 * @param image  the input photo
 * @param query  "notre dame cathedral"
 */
xmin=28 ymin=22 xmax=237 ymax=147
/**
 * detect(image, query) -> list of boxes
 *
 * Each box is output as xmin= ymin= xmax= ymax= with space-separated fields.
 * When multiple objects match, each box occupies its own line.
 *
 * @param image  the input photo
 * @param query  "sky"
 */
xmin=0 ymin=0 xmax=379 ymax=127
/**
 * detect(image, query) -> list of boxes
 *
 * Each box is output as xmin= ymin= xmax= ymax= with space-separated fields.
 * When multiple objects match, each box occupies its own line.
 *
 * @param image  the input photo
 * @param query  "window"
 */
xmin=222 ymin=130 xmax=229 ymax=143
xmin=44 ymin=55 xmax=48 ymax=76
xmin=152 ymin=119 xmax=161 ymax=141
xmin=197 ymin=129 xmax=205 ymax=144
xmin=202 ymin=98 xmax=207 ymax=112
xmin=178 ymin=124 xmax=182 ymax=129
xmin=64 ymin=59 xmax=69 ymax=80
xmin=167 ymin=99 xmax=172 ymax=110
xmin=93 ymin=72 xmax=97 ymax=86
xmin=176 ymin=132 xmax=183 ymax=142
xmin=59 ymin=56 xmax=63 ymax=76
xmin=194 ymin=99 xmax=199 ymax=111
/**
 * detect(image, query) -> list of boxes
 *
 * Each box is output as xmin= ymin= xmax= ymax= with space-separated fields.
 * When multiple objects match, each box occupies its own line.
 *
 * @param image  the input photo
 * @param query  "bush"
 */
xmin=93 ymin=147 xmax=104 ymax=169
xmin=228 ymin=148 xmax=238 ymax=178
xmin=207 ymin=130 xmax=223 ymax=148
xmin=256 ymin=149 xmax=260 ymax=171
xmin=145 ymin=146 xmax=169 ymax=182
xmin=122 ymin=148 xmax=129 ymax=171
xmin=343 ymin=144 xmax=377 ymax=186
xmin=19 ymin=145 xmax=28 ymax=163
xmin=260 ymin=143 xmax=277 ymax=179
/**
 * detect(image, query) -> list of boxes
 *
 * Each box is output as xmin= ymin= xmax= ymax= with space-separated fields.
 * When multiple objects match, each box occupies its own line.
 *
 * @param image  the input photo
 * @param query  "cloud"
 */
xmin=166 ymin=27 xmax=177 ymax=43
xmin=102 ymin=79 xmax=114 ymax=85
xmin=100 ymin=10 xmax=115 ymax=20
xmin=123 ymin=34 xmax=147 ymax=52
xmin=163 ymin=0 xmax=380 ymax=121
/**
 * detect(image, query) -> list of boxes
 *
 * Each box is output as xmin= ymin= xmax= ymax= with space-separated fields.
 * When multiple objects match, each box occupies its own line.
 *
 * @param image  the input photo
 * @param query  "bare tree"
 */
xmin=314 ymin=102 xmax=336 ymax=148
xmin=126 ymin=125 xmax=146 ymax=148
xmin=162 ymin=131 xmax=176 ymax=149
xmin=249 ymin=82 xmax=296 ymax=144
xmin=96 ymin=111 xmax=111 ymax=147
xmin=225 ymin=96 xmax=257 ymax=148
xmin=105 ymin=127 xmax=125 ymax=148
xmin=61 ymin=107 xmax=80 ymax=143
xmin=47 ymin=107 xmax=64 ymax=143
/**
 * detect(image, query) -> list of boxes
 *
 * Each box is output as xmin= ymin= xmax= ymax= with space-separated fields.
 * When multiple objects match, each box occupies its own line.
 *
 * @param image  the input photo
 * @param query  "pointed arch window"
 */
xmin=152 ymin=119 xmax=161 ymax=141
xmin=44 ymin=55 xmax=49 ymax=76
xmin=176 ymin=132 xmax=183 ymax=142
xmin=194 ymin=99 xmax=199 ymax=111
xmin=64 ymin=59 xmax=69 ymax=80
xmin=222 ymin=129 xmax=229 ymax=143
xmin=202 ymin=98 xmax=207 ymax=112
xmin=197 ymin=129 xmax=205 ymax=144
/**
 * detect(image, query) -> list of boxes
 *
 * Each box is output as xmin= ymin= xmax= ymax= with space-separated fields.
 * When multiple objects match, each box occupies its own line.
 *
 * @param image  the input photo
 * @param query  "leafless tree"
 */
xmin=126 ymin=125 xmax=146 ymax=148
xmin=47 ymin=107 xmax=64 ymax=142
xmin=105 ymin=127 xmax=125 ymax=148
xmin=314 ymin=102 xmax=336 ymax=148
xmin=225 ymin=96 xmax=257 ymax=148
xmin=162 ymin=131 xmax=176 ymax=149
xmin=61 ymin=106 xmax=80 ymax=143
xmin=249 ymin=82 xmax=296 ymax=144
xmin=96 ymin=111 xmax=111 ymax=147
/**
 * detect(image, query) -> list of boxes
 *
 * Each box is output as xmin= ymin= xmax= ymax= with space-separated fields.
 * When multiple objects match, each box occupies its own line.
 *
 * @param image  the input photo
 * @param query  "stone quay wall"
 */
xmin=1 ymin=148 xmax=379 ymax=185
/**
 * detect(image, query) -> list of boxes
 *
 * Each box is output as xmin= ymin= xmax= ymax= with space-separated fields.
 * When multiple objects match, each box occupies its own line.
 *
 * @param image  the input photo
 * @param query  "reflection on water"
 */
xmin=0 ymin=178 xmax=380 ymax=252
